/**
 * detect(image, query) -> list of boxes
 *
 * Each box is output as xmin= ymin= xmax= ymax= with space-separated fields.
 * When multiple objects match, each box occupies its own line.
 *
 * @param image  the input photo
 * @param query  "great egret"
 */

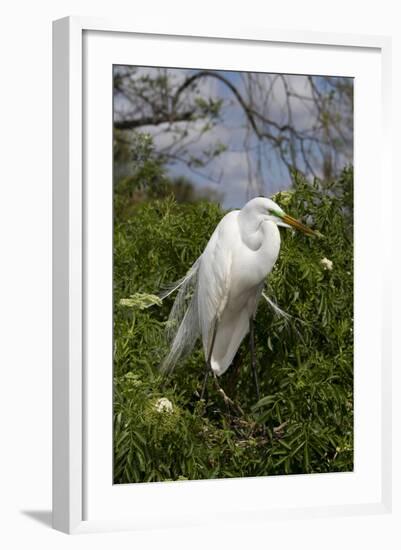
xmin=160 ymin=196 xmax=317 ymax=400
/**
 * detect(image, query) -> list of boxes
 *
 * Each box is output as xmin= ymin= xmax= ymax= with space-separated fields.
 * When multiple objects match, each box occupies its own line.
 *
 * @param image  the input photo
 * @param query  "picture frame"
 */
xmin=52 ymin=16 xmax=392 ymax=534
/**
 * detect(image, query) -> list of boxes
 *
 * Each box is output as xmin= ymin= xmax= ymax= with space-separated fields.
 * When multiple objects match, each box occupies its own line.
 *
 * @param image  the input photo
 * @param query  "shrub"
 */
xmin=113 ymin=168 xmax=353 ymax=483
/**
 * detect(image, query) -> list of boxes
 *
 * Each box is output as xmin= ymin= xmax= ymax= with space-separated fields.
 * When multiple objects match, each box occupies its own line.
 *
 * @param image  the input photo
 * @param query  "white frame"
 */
xmin=52 ymin=16 xmax=392 ymax=534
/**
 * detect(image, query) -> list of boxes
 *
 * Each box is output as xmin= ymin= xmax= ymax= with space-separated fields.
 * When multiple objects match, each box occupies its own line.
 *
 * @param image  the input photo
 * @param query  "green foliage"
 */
xmin=113 ymin=167 xmax=354 ymax=483
xmin=113 ymin=132 xmax=222 ymax=219
xmin=120 ymin=293 xmax=162 ymax=310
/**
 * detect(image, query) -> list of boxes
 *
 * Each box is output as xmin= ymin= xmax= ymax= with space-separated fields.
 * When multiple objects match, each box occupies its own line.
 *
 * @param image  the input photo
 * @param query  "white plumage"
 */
xmin=160 ymin=196 xmax=314 ymax=376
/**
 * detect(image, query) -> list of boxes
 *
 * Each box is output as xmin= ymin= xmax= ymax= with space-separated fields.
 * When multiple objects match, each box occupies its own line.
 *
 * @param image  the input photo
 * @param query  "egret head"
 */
xmin=243 ymin=196 xmax=317 ymax=237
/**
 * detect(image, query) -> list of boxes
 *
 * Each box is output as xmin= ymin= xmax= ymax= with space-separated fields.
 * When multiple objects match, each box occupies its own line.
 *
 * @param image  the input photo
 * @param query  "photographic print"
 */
xmin=113 ymin=66 xmax=353 ymax=484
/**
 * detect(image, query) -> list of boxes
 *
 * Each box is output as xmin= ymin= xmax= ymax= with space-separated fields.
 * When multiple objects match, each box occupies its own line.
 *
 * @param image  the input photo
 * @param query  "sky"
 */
xmin=114 ymin=67 xmax=353 ymax=209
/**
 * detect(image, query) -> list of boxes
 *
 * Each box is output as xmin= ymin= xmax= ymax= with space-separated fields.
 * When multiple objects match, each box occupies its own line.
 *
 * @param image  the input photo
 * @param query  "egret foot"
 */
xmin=212 ymin=373 xmax=245 ymax=416
xmin=273 ymin=420 xmax=288 ymax=439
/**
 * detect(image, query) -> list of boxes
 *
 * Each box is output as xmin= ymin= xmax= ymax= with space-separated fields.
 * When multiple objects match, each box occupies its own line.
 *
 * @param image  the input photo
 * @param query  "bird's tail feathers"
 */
xmin=159 ymin=258 xmax=201 ymax=375
xmin=262 ymin=291 xmax=292 ymax=322
xmin=158 ymin=258 xmax=200 ymax=301
xmin=262 ymin=291 xmax=307 ymax=345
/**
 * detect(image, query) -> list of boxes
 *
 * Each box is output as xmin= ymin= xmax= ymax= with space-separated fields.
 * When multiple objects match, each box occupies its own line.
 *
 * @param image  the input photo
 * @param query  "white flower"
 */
xmin=154 ymin=397 xmax=173 ymax=414
xmin=320 ymin=257 xmax=333 ymax=271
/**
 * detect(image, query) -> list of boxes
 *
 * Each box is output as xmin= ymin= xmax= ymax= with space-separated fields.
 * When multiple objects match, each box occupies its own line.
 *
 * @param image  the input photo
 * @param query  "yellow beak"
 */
xmin=281 ymin=214 xmax=317 ymax=237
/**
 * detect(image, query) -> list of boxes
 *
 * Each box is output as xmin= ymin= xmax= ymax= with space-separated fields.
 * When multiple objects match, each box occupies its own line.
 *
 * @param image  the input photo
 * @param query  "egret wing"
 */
xmin=197 ymin=211 xmax=238 ymax=361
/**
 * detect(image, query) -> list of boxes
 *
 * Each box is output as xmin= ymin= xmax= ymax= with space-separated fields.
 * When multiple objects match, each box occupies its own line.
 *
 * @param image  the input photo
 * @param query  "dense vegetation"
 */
xmin=113 ymin=160 xmax=354 ymax=483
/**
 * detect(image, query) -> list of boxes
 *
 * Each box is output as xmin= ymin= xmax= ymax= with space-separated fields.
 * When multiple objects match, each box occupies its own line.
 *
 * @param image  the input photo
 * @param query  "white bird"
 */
xmin=160 ymin=196 xmax=316 ymax=399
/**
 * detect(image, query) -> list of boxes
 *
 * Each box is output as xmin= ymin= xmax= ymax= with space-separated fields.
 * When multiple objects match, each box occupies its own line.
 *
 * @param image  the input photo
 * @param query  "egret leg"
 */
xmin=200 ymin=319 xmax=218 ymax=400
xmin=200 ymin=320 xmax=245 ymax=417
xmin=249 ymin=317 xmax=260 ymax=401
xmin=200 ymin=369 xmax=209 ymax=401
xmin=226 ymin=353 xmax=242 ymax=398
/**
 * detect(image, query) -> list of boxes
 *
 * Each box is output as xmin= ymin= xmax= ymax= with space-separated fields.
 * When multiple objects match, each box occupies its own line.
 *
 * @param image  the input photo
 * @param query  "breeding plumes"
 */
xmin=160 ymin=197 xmax=317 ymax=399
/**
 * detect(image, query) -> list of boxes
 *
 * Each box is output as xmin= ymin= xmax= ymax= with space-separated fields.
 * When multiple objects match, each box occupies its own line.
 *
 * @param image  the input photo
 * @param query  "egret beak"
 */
xmin=281 ymin=213 xmax=317 ymax=237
